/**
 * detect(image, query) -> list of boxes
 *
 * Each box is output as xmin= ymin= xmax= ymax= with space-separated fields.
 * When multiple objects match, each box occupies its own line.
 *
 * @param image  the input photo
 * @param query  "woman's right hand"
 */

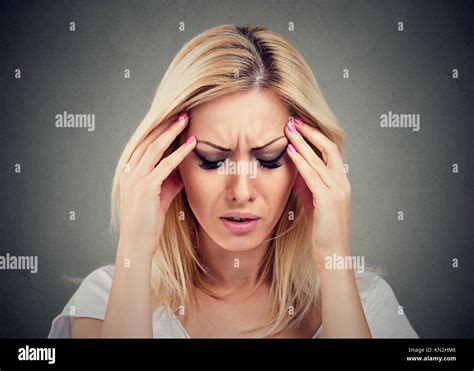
xmin=117 ymin=112 xmax=196 ymax=257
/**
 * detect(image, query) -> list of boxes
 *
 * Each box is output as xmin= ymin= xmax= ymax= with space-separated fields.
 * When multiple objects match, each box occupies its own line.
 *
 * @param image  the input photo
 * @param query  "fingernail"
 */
xmin=178 ymin=111 xmax=188 ymax=125
xmin=288 ymin=144 xmax=297 ymax=153
xmin=294 ymin=117 xmax=304 ymax=126
xmin=185 ymin=135 xmax=195 ymax=144
xmin=287 ymin=121 xmax=296 ymax=133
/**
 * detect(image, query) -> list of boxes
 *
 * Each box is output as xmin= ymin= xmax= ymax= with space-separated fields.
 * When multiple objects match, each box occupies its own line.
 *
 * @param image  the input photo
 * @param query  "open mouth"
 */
xmin=219 ymin=216 xmax=260 ymax=234
xmin=221 ymin=217 xmax=257 ymax=222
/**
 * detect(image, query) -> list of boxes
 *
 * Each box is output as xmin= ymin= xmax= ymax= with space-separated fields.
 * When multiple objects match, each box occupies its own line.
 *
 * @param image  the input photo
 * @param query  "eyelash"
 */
xmin=198 ymin=156 xmax=284 ymax=170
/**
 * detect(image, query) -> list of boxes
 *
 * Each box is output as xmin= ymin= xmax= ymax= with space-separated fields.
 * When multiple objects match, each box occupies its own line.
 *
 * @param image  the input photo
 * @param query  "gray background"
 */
xmin=0 ymin=0 xmax=472 ymax=338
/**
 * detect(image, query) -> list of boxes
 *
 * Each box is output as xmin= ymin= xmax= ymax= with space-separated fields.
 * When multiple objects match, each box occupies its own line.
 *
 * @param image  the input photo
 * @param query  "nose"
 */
xmin=226 ymin=171 xmax=256 ymax=203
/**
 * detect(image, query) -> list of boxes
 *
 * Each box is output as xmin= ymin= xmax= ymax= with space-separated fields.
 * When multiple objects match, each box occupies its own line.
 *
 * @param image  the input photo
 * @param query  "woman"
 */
xmin=49 ymin=24 xmax=418 ymax=338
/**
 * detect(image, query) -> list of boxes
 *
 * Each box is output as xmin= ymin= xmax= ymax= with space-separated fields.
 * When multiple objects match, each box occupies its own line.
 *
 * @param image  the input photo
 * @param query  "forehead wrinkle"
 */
xmin=190 ymin=105 xmax=288 ymax=151
xmin=196 ymin=135 xmax=287 ymax=153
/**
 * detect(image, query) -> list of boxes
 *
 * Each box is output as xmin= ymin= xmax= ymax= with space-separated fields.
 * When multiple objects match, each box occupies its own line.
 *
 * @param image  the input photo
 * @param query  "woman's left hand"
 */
xmin=284 ymin=116 xmax=372 ymax=338
xmin=284 ymin=116 xmax=352 ymax=266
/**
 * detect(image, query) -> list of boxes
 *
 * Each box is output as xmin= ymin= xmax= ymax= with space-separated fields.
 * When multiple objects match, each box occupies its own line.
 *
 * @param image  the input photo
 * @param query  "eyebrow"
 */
xmin=196 ymin=136 xmax=287 ymax=151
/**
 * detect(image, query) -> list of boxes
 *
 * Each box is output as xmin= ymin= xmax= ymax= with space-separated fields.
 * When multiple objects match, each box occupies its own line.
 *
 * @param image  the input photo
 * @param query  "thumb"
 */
xmin=159 ymin=170 xmax=184 ymax=211
xmin=293 ymin=173 xmax=313 ymax=219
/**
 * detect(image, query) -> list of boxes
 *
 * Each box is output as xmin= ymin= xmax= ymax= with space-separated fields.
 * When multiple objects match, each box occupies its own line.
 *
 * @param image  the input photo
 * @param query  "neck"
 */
xmin=198 ymin=228 xmax=271 ymax=292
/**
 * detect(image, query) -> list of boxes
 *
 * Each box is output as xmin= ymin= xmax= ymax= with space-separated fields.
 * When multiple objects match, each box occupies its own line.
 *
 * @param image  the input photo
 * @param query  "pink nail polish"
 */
xmin=185 ymin=135 xmax=195 ymax=144
xmin=178 ymin=111 xmax=187 ymax=123
xmin=288 ymin=144 xmax=297 ymax=153
xmin=294 ymin=117 xmax=304 ymax=126
xmin=287 ymin=122 xmax=296 ymax=133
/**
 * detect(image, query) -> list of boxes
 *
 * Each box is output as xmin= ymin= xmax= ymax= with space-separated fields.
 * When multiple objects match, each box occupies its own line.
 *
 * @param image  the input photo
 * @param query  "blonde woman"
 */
xmin=49 ymin=24 xmax=418 ymax=338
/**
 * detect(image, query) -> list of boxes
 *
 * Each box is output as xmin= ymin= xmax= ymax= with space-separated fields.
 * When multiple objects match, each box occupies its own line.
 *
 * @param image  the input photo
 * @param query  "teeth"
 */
xmin=227 ymin=217 xmax=249 ymax=222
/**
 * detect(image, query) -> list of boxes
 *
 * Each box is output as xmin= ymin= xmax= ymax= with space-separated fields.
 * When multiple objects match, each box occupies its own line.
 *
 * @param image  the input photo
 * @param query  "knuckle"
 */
xmin=158 ymin=156 xmax=171 ymax=169
xmin=148 ymin=138 xmax=165 ymax=156
xmin=148 ymin=174 xmax=163 ymax=193
xmin=151 ymin=181 xmax=162 ymax=194
xmin=312 ymin=153 xmax=323 ymax=166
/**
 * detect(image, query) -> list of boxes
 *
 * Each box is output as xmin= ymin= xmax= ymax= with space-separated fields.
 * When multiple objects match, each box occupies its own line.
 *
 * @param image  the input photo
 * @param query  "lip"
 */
xmin=220 ymin=212 xmax=261 ymax=219
xmin=220 ymin=217 xmax=260 ymax=235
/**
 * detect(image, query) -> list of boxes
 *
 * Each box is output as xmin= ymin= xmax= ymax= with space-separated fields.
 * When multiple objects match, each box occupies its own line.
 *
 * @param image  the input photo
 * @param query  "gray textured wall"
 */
xmin=0 ymin=0 xmax=472 ymax=338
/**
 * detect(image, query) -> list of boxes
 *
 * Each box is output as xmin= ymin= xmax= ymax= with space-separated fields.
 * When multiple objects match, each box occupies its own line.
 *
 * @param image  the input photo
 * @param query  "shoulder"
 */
xmin=355 ymin=270 xmax=391 ymax=301
xmin=48 ymin=265 xmax=115 ymax=338
xmin=70 ymin=265 xmax=115 ymax=306
xmin=354 ymin=271 xmax=419 ymax=338
xmin=78 ymin=265 xmax=115 ymax=292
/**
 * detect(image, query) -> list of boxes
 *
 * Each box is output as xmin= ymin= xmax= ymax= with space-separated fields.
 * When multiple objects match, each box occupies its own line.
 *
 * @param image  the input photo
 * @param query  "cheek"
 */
xmin=178 ymin=159 xmax=219 ymax=215
xmin=179 ymin=159 xmax=202 ymax=195
xmin=258 ymin=163 xmax=296 ymax=197
xmin=257 ymin=166 xmax=297 ymax=224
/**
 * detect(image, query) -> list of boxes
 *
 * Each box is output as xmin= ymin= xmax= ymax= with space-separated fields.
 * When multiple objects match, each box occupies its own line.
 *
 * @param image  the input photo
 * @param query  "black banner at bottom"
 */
xmin=0 ymin=338 xmax=472 ymax=370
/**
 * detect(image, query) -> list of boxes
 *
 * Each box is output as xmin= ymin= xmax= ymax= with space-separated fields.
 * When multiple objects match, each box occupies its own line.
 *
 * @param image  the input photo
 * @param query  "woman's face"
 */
xmin=178 ymin=88 xmax=297 ymax=252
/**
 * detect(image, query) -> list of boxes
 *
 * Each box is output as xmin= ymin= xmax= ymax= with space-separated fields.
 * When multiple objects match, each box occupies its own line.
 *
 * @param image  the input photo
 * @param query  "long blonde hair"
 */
xmin=110 ymin=24 xmax=345 ymax=337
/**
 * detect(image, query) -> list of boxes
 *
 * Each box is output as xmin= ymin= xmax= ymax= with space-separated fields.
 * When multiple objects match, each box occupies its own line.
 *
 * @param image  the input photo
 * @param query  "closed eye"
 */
xmin=198 ymin=158 xmax=225 ymax=170
xmin=195 ymin=149 xmax=286 ymax=170
xmin=194 ymin=152 xmax=226 ymax=170
xmin=257 ymin=158 xmax=283 ymax=169
xmin=257 ymin=148 xmax=286 ymax=169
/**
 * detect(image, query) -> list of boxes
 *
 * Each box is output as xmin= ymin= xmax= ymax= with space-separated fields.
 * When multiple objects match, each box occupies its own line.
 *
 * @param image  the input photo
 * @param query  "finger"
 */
xmin=286 ymin=143 xmax=327 ymax=198
xmin=126 ymin=118 xmax=175 ymax=171
xmin=285 ymin=119 xmax=335 ymax=188
xmin=137 ymin=112 xmax=190 ymax=176
xmin=293 ymin=173 xmax=314 ymax=220
xmin=293 ymin=117 xmax=345 ymax=175
xmin=158 ymin=169 xmax=184 ymax=211
xmin=149 ymin=135 xmax=196 ymax=188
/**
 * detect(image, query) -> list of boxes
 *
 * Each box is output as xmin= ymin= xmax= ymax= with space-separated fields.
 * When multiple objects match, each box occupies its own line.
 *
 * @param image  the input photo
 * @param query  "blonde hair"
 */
xmin=110 ymin=24 xmax=346 ymax=337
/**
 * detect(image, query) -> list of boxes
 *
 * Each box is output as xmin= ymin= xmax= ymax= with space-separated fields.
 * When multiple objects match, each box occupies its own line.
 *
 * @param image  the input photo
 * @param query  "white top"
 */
xmin=48 ymin=265 xmax=419 ymax=338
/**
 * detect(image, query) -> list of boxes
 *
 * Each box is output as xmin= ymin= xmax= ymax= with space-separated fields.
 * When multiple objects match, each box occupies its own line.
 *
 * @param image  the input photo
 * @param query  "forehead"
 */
xmin=189 ymin=89 xmax=290 ymax=145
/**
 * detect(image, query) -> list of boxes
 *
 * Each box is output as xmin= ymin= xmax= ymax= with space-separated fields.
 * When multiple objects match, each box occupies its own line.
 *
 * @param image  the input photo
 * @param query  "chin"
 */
xmin=212 ymin=234 xmax=264 ymax=252
xmin=219 ymin=241 xmax=261 ymax=252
